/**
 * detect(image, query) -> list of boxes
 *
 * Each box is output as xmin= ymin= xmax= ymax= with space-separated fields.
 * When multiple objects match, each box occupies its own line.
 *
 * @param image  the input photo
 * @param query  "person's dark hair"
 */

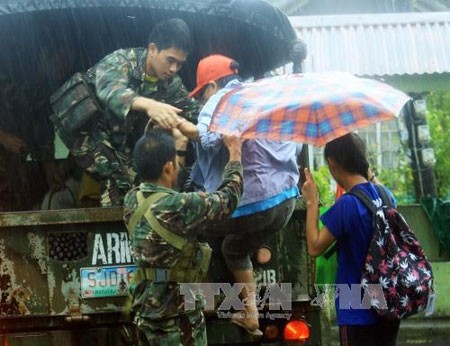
xmin=217 ymin=61 xmax=241 ymax=88
xmin=147 ymin=18 xmax=192 ymax=54
xmin=133 ymin=129 xmax=176 ymax=181
xmin=324 ymin=133 xmax=369 ymax=179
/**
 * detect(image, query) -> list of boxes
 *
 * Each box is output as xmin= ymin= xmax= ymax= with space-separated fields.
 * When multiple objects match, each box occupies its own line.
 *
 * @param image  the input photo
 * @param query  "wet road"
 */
xmin=321 ymin=318 xmax=450 ymax=346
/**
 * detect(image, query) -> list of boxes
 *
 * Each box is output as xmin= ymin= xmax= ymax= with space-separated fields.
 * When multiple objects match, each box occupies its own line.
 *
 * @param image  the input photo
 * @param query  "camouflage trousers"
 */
xmin=135 ymin=310 xmax=207 ymax=346
xmin=70 ymin=135 xmax=135 ymax=207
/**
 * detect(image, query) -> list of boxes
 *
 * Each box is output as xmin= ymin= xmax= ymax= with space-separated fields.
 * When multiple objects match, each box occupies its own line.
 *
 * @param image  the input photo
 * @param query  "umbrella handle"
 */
xmin=298 ymin=145 xmax=310 ymax=185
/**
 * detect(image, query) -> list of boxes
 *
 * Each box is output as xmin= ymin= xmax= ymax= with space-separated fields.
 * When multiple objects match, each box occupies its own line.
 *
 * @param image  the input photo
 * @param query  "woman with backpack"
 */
xmin=301 ymin=132 xmax=400 ymax=346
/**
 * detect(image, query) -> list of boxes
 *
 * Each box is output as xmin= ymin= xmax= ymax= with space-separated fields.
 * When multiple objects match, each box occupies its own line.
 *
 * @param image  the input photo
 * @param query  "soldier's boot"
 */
xmin=230 ymin=270 xmax=263 ymax=337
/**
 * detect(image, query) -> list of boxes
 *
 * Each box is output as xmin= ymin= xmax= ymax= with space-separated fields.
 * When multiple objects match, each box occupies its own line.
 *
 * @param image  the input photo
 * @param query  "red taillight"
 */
xmin=283 ymin=320 xmax=310 ymax=342
xmin=255 ymin=246 xmax=272 ymax=265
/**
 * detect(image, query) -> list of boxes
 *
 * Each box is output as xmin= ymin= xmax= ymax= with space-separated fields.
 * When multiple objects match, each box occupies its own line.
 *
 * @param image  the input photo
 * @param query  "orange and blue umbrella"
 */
xmin=209 ymin=72 xmax=410 ymax=147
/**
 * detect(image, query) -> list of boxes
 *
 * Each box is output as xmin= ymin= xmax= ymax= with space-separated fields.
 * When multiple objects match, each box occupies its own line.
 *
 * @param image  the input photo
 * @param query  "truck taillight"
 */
xmin=283 ymin=320 xmax=310 ymax=342
xmin=255 ymin=246 xmax=272 ymax=265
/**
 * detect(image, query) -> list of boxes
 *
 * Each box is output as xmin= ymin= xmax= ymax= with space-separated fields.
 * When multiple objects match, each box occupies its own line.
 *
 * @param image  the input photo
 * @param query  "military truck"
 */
xmin=0 ymin=0 xmax=321 ymax=344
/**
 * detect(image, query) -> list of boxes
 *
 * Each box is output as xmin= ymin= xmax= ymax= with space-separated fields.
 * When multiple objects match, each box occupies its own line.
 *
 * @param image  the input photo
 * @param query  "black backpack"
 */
xmin=349 ymin=184 xmax=434 ymax=320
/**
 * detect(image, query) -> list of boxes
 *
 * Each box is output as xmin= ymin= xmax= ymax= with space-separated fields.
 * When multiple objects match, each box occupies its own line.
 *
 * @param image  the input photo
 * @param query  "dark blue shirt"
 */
xmin=320 ymin=183 xmax=396 ymax=325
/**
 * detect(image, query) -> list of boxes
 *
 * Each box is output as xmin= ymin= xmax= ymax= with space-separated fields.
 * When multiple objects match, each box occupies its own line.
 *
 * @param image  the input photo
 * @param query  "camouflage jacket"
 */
xmin=123 ymin=161 xmax=242 ymax=319
xmin=123 ymin=161 xmax=242 ymax=268
xmin=90 ymin=47 xmax=200 ymax=151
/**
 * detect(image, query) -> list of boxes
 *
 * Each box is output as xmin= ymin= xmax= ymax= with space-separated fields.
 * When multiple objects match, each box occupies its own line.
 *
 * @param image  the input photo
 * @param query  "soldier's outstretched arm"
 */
xmin=95 ymin=50 xmax=181 ymax=129
xmin=177 ymin=120 xmax=199 ymax=141
xmin=151 ymin=136 xmax=243 ymax=236
xmin=167 ymin=78 xmax=201 ymax=125
xmin=132 ymin=97 xmax=183 ymax=129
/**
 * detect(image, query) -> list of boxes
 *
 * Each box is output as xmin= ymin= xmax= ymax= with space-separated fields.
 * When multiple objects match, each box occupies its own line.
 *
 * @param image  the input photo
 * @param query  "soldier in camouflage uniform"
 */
xmin=123 ymin=128 xmax=243 ymax=346
xmin=52 ymin=18 xmax=200 ymax=206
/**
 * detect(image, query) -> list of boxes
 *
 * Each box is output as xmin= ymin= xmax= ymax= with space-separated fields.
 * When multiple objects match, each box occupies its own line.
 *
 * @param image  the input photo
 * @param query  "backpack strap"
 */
xmin=349 ymin=184 xmax=394 ymax=214
xmin=127 ymin=192 xmax=187 ymax=250
xmin=373 ymin=184 xmax=394 ymax=208
xmin=323 ymin=184 xmax=393 ymax=260
xmin=348 ymin=188 xmax=378 ymax=214
xmin=323 ymin=242 xmax=337 ymax=260
xmin=127 ymin=191 xmax=161 ymax=235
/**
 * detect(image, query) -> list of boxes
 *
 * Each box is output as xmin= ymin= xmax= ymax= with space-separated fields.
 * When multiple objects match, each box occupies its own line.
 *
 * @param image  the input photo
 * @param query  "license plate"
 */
xmin=80 ymin=265 xmax=137 ymax=298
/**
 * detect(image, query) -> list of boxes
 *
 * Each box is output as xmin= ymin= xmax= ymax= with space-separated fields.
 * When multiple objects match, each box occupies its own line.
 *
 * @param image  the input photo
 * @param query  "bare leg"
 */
xmin=230 ymin=269 xmax=263 ymax=337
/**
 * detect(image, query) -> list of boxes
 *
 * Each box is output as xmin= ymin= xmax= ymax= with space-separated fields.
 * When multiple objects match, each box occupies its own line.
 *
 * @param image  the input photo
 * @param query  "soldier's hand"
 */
xmin=177 ymin=119 xmax=199 ymax=141
xmin=171 ymin=128 xmax=188 ymax=150
xmin=222 ymin=135 xmax=243 ymax=162
xmin=145 ymin=99 xmax=183 ymax=129
xmin=132 ymin=97 xmax=183 ymax=129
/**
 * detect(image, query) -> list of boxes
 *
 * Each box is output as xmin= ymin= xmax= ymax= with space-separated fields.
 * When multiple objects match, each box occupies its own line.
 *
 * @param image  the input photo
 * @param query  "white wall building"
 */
xmin=286 ymin=12 xmax=450 ymax=170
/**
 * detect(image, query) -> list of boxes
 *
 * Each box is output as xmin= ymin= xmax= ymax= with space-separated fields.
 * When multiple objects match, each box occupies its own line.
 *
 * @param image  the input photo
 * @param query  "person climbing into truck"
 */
xmin=179 ymin=54 xmax=302 ymax=337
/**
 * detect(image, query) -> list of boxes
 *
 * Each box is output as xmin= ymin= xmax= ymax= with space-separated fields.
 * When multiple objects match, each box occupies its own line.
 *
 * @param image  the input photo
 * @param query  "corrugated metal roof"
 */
xmin=290 ymin=12 xmax=450 ymax=76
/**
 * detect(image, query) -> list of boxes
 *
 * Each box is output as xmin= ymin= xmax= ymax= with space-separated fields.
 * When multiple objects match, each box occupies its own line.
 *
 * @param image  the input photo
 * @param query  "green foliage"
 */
xmin=366 ymin=145 xmax=415 ymax=204
xmin=312 ymin=148 xmax=416 ymax=205
xmin=312 ymin=161 xmax=415 ymax=206
xmin=311 ymin=165 xmax=335 ymax=207
xmin=426 ymin=91 xmax=450 ymax=198
xmin=377 ymin=164 xmax=415 ymax=204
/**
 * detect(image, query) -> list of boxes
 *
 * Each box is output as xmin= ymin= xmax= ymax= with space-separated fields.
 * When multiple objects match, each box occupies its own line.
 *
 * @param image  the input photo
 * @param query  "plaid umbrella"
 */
xmin=209 ymin=72 xmax=410 ymax=147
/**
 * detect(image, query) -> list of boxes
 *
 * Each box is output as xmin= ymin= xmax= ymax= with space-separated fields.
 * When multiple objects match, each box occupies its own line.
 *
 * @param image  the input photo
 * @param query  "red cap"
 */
xmin=189 ymin=54 xmax=238 ymax=98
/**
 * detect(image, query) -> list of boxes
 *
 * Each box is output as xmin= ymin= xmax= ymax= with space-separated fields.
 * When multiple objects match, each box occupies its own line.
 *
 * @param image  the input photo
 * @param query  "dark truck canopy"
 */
xmin=0 ymin=0 xmax=299 ymax=211
xmin=0 ymin=0 xmax=298 ymax=89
